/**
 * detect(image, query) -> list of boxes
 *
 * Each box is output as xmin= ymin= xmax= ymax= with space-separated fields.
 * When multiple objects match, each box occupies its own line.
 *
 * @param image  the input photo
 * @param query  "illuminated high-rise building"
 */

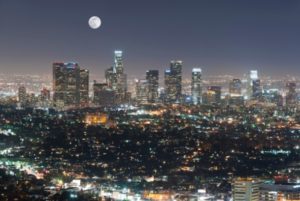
xmin=116 ymin=73 xmax=127 ymax=101
xmin=203 ymin=86 xmax=221 ymax=105
xmin=191 ymin=68 xmax=202 ymax=105
xmin=93 ymin=82 xmax=116 ymax=106
xmin=210 ymin=86 xmax=221 ymax=103
xmin=233 ymin=178 xmax=261 ymax=201
xmin=146 ymin=70 xmax=159 ymax=103
xmin=229 ymin=78 xmax=242 ymax=96
xmin=164 ymin=60 xmax=182 ymax=103
xmin=136 ymin=79 xmax=149 ymax=104
xmin=40 ymin=88 xmax=50 ymax=101
xmin=105 ymin=50 xmax=127 ymax=103
xmin=252 ymin=79 xmax=261 ymax=97
xmin=164 ymin=69 xmax=171 ymax=102
xmin=53 ymin=62 xmax=88 ymax=108
xmin=53 ymin=62 xmax=80 ymax=107
xmin=229 ymin=78 xmax=243 ymax=105
xmin=286 ymin=82 xmax=297 ymax=106
xmin=250 ymin=70 xmax=258 ymax=80
xmin=18 ymin=86 xmax=27 ymax=106
xmin=114 ymin=50 xmax=124 ymax=74
xmin=247 ymin=70 xmax=257 ymax=98
xmin=247 ymin=70 xmax=261 ymax=99
xmin=79 ymin=69 xmax=89 ymax=106
xmin=114 ymin=50 xmax=127 ymax=102
xmin=105 ymin=66 xmax=117 ymax=90
xmin=39 ymin=88 xmax=51 ymax=108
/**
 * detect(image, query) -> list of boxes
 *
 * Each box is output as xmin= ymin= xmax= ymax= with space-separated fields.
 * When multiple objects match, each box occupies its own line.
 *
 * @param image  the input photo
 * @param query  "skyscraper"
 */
xmin=53 ymin=62 xmax=89 ymax=108
xmin=18 ymin=86 xmax=27 ymax=106
xmin=116 ymin=73 xmax=127 ymax=101
xmin=135 ymin=79 xmax=149 ymax=104
xmin=105 ymin=50 xmax=127 ymax=103
xmin=228 ymin=78 xmax=243 ymax=106
xmin=191 ymin=68 xmax=202 ymax=105
xmin=203 ymin=86 xmax=222 ymax=105
xmin=40 ymin=88 xmax=50 ymax=101
xmin=164 ymin=69 xmax=171 ymax=103
xmin=164 ymin=60 xmax=182 ymax=103
xmin=114 ymin=50 xmax=123 ymax=74
xmin=93 ymin=82 xmax=116 ymax=106
xmin=79 ymin=69 xmax=89 ymax=106
xmin=53 ymin=62 xmax=80 ymax=107
xmin=38 ymin=88 xmax=51 ymax=108
xmin=247 ymin=70 xmax=261 ymax=99
xmin=252 ymin=79 xmax=261 ymax=98
xmin=146 ymin=70 xmax=159 ymax=103
xmin=286 ymin=82 xmax=297 ymax=106
xmin=114 ymin=50 xmax=127 ymax=101
xmin=229 ymin=78 xmax=242 ymax=96
xmin=105 ymin=66 xmax=117 ymax=90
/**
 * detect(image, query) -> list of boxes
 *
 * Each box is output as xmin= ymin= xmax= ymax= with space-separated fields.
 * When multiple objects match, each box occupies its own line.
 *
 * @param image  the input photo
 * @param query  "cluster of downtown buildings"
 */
xmin=6 ymin=50 xmax=300 ymax=201
xmin=16 ymin=50 xmax=299 ymax=110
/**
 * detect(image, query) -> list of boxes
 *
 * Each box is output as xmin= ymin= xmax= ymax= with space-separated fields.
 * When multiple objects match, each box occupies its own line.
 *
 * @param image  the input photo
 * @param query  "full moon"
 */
xmin=88 ymin=16 xmax=101 ymax=29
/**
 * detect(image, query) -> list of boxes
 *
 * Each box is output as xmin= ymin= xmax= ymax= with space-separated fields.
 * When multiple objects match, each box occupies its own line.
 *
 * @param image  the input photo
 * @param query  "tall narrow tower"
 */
xmin=191 ymin=68 xmax=202 ymax=105
xmin=105 ymin=50 xmax=127 ymax=103
xmin=146 ymin=70 xmax=159 ymax=103
xmin=164 ymin=60 xmax=182 ymax=103
xmin=114 ymin=50 xmax=124 ymax=74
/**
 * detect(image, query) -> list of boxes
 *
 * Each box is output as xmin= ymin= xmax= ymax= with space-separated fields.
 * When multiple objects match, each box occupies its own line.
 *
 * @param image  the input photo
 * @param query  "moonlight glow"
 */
xmin=88 ymin=16 xmax=101 ymax=29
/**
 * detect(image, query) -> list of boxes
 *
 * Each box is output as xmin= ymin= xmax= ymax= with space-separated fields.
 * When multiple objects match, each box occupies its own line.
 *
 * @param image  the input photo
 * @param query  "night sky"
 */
xmin=1 ymin=0 xmax=300 ymax=78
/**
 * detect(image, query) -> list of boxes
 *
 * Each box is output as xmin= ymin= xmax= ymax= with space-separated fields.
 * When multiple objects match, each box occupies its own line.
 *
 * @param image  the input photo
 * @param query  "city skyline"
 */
xmin=1 ymin=1 xmax=300 ymax=77
xmin=1 ymin=1 xmax=300 ymax=200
